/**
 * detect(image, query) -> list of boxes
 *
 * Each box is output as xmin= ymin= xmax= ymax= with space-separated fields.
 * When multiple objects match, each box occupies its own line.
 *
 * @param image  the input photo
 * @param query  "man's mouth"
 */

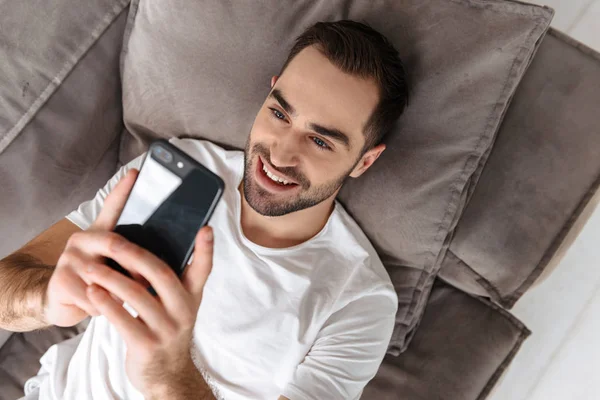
xmin=255 ymin=156 xmax=299 ymax=193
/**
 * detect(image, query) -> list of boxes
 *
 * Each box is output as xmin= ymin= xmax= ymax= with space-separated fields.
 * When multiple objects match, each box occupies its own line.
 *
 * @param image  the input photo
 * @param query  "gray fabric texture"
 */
xmin=438 ymin=27 xmax=600 ymax=308
xmin=119 ymin=0 xmax=552 ymax=354
xmin=0 ymin=321 xmax=88 ymax=400
xmin=362 ymin=278 xmax=531 ymax=400
xmin=0 ymin=0 xmax=129 ymax=258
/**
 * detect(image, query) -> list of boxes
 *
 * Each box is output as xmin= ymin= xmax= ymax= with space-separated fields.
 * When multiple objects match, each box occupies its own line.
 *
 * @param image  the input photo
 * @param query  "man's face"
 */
xmin=243 ymin=46 xmax=380 ymax=217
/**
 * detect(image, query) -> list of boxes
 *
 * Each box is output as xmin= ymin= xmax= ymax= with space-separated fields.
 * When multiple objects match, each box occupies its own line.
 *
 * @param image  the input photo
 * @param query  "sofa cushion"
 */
xmin=0 ymin=320 xmax=89 ymax=400
xmin=0 ymin=0 xmax=129 ymax=258
xmin=119 ymin=0 xmax=552 ymax=354
xmin=362 ymin=278 xmax=531 ymax=400
xmin=439 ymin=28 xmax=600 ymax=308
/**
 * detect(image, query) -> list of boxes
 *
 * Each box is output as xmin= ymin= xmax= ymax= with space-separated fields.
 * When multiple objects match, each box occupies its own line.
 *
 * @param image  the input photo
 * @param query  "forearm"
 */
xmin=0 ymin=252 xmax=53 ymax=331
xmin=147 ymin=357 xmax=216 ymax=400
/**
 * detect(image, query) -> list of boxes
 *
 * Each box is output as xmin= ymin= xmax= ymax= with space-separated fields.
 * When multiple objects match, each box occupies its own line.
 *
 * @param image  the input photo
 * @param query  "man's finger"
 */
xmin=86 ymin=284 xmax=153 ymax=345
xmin=182 ymin=226 xmax=214 ymax=300
xmin=57 ymin=269 xmax=101 ymax=317
xmin=84 ymin=262 xmax=173 ymax=331
xmin=74 ymin=230 xmax=190 ymax=312
xmin=93 ymin=169 xmax=139 ymax=231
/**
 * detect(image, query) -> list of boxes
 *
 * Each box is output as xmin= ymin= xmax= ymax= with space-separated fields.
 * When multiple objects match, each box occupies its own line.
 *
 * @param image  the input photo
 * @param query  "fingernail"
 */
xmin=204 ymin=228 xmax=213 ymax=242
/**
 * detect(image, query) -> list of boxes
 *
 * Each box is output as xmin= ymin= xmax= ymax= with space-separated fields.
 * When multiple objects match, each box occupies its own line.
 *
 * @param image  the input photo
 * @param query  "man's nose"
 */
xmin=270 ymin=136 xmax=300 ymax=167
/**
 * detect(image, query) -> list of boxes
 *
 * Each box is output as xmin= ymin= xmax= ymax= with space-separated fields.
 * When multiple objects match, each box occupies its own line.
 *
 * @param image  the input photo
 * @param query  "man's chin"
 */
xmin=244 ymin=183 xmax=291 ymax=217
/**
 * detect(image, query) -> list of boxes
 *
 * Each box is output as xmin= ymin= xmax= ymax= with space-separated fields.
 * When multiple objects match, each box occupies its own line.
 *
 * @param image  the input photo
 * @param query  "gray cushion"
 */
xmin=0 ymin=321 xmax=88 ymax=400
xmin=362 ymin=278 xmax=530 ymax=400
xmin=119 ymin=0 xmax=552 ymax=354
xmin=439 ymin=28 xmax=600 ymax=308
xmin=0 ymin=0 xmax=129 ymax=258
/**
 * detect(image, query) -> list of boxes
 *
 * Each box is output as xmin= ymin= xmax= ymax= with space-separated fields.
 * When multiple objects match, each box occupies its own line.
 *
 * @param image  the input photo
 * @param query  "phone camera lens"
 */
xmin=153 ymin=146 xmax=173 ymax=163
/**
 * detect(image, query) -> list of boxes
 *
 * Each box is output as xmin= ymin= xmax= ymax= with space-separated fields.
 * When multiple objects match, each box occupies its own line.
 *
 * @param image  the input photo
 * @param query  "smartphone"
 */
xmin=106 ymin=139 xmax=225 ymax=284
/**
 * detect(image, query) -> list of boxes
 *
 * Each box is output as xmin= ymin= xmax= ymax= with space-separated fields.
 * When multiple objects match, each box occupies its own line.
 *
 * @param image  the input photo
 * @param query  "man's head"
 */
xmin=243 ymin=20 xmax=409 ymax=217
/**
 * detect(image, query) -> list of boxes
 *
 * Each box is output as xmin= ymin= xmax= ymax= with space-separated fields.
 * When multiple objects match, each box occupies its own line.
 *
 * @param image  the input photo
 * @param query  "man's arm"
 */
xmin=147 ymin=359 xmax=216 ymax=400
xmin=0 ymin=218 xmax=81 ymax=331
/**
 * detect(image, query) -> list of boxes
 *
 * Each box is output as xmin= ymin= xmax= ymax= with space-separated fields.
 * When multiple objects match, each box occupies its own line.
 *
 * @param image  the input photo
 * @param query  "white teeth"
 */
xmin=262 ymin=164 xmax=292 ymax=185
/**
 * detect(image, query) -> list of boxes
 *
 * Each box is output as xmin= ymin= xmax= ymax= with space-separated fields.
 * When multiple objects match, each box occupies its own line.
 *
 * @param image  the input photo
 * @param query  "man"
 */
xmin=0 ymin=20 xmax=408 ymax=399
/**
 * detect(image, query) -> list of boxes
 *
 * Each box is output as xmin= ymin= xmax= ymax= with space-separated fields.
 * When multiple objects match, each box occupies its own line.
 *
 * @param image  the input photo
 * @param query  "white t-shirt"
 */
xmin=31 ymin=138 xmax=398 ymax=400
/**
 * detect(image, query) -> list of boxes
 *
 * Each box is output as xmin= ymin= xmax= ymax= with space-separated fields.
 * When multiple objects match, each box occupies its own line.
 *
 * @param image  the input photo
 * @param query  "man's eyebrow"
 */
xmin=269 ymin=88 xmax=352 ymax=150
xmin=269 ymin=89 xmax=296 ymax=116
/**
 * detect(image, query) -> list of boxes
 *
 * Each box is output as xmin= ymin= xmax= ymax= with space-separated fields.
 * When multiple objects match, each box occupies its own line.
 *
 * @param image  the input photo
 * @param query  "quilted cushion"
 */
xmin=119 ymin=0 xmax=552 ymax=354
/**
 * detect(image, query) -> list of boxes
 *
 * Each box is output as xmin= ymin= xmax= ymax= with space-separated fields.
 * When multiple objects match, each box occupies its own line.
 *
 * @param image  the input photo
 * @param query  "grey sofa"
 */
xmin=1 ymin=1 xmax=599 ymax=399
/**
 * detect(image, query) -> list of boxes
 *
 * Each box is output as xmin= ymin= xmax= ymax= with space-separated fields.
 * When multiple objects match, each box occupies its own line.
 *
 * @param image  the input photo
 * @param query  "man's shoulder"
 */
xmin=328 ymin=202 xmax=397 ymax=302
xmin=329 ymin=200 xmax=385 ymax=272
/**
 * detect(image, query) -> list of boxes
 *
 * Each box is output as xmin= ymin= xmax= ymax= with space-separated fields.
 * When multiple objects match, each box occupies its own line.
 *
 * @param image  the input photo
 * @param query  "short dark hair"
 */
xmin=279 ymin=20 xmax=409 ymax=151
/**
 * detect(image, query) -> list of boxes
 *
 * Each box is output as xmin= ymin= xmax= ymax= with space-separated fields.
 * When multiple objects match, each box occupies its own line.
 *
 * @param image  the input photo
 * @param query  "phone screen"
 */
xmin=143 ymin=168 xmax=223 ymax=276
xmin=117 ymin=155 xmax=182 ymax=226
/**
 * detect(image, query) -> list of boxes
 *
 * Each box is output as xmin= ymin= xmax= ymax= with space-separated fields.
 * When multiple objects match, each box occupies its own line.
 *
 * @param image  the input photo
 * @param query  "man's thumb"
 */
xmin=182 ymin=226 xmax=214 ymax=298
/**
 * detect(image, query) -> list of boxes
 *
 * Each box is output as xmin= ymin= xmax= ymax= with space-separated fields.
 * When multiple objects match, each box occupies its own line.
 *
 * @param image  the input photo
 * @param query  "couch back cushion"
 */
xmin=119 ymin=0 xmax=552 ymax=354
xmin=0 ymin=0 xmax=129 ymax=257
xmin=439 ymin=28 xmax=600 ymax=308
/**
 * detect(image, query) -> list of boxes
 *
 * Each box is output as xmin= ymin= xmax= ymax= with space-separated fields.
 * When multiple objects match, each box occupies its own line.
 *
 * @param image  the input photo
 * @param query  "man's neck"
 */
xmin=238 ymin=183 xmax=336 ymax=249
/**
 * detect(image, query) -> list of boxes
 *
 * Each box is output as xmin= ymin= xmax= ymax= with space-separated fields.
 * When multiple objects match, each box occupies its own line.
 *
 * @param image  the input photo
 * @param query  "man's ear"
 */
xmin=349 ymin=143 xmax=386 ymax=178
xmin=270 ymin=75 xmax=279 ymax=88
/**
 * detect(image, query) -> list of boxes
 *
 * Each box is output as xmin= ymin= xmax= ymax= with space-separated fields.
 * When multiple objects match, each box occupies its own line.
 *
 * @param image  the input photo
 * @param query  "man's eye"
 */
xmin=312 ymin=137 xmax=331 ymax=151
xmin=270 ymin=108 xmax=286 ymax=121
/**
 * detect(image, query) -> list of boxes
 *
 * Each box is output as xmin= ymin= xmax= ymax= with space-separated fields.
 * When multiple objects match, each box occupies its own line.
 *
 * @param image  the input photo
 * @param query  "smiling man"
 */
xmin=0 ymin=20 xmax=409 ymax=400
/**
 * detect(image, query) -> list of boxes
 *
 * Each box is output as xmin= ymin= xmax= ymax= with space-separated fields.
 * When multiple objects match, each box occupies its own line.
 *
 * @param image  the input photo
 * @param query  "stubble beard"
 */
xmin=242 ymin=140 xmax=353 ymax=217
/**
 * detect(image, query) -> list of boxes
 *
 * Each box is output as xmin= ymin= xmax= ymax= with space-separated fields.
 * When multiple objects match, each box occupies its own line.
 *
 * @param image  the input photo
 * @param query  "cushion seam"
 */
xmin=477 ymin=327 xmax=530 ymax=400
xmin=549 ymin=27 xmax=600 ymax=62
xmin=451 ymin=0 xmax=553 ymax=19
xmin=476 ymin=308 xmax=531 ymax=400
xmin=462 ymin=284 xmax=531 ymax=333
xmin=462 ymin=284 xmax=532 ymax=400
xmin=119 ymin=0 xmax=141 ymax=80
xmin=445 ymin=249 xmax=505 ymax=300
xmin=466 ymin=21 xmax=550 ymax=206
xmin=0 ymin=0 xmax=130 ymax=155
xmin=505 ymin=172 xmax=600 ymax=307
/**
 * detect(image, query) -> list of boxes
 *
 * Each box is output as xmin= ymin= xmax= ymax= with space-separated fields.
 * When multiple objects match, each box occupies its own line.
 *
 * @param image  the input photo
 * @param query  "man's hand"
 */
xmin=68 ymin=171 xmax=214 ymax=397
xmin=84 ymin=223 xmax=215 ymax=397
xmin=45 ymin=167 xmax=215 ymax=397
xmin=43 ymin=169 xmax=139 ymax=327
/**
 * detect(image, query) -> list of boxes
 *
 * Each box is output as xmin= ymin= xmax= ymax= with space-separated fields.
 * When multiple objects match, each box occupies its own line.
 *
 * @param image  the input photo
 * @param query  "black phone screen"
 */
xmin=142 ymin=168 xmax=223 ymax=276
